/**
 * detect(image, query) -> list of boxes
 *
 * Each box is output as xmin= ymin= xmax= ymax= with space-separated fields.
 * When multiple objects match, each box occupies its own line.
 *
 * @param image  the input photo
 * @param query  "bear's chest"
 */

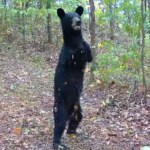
xmin=69 ymin=50 xmax=86 ymax=69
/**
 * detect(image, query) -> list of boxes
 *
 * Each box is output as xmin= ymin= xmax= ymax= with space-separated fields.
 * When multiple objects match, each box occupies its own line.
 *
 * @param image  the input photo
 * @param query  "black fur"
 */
xmin=53 ymin=6 xmax=92 ymax=149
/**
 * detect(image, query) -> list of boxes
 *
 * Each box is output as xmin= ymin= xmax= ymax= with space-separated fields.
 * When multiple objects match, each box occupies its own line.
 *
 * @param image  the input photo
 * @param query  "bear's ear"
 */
xmin=57 ymin=8 xmax=65 ymax=19
xmin=75 ymin=6 xmax=84 ymax=16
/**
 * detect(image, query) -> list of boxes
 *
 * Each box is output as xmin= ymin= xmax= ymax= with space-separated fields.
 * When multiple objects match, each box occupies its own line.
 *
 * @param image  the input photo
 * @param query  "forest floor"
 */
xmin=0 ymin=43 xmax=150 ymax=150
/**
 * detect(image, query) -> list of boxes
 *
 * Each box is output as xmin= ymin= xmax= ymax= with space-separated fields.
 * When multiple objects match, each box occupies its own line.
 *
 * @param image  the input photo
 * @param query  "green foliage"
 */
xmin=95 ymin=40 xmax=141 ymax=83
xmin=0 ymin=0 xmax=149 ymax=86
xmin=94 ymin=0 xmax=150 ymax=85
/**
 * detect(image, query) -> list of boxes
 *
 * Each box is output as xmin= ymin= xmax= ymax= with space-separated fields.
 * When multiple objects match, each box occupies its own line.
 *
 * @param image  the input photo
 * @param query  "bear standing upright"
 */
xmin=53 ymin=6 xmax=92 ymax=149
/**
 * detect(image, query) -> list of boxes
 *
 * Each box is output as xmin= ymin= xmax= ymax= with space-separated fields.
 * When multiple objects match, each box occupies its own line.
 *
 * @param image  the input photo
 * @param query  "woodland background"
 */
xmin=0 ymin=0 xmax=150 ymax=150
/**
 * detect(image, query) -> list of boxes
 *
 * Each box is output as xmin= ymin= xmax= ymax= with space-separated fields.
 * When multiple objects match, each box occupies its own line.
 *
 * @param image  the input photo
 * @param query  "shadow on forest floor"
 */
xmin=0 ymin=44 xmax=150 ymax=150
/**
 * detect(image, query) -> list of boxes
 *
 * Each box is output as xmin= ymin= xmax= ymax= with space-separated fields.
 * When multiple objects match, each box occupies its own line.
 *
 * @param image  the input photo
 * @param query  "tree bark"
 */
xmin=148 ymin=0 xmax=150 ymax=38
xmin=89 ymin=0 xmax=96 ymax=82
xmin=22 ymin=2 xmax=26 ymax=51
xmin=47 ymin=0 xmax=52 ymax=44
xmin=3 ymin=0 xmax=7 ymax=20
xmin=109 ymin=2 xmax=115 ymax=40
xmin=141 ymin=0 xmax=147 ymax=104
xmin=39 ymin=0 xmax=43 ymax=9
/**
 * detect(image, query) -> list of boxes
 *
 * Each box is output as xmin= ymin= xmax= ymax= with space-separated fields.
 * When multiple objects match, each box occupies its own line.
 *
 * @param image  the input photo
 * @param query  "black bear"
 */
xmin=53 ymin=6 xmax=92 ymax=150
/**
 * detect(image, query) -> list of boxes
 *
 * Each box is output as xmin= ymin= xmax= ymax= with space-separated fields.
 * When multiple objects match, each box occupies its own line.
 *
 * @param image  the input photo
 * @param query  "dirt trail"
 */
xmin=0 ymin=47 xmax=149 ymax=150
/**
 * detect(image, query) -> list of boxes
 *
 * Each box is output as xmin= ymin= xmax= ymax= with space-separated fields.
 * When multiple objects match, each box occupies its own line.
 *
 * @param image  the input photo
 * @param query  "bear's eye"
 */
xmin=64 ymin=16 xmax=72 ymax=23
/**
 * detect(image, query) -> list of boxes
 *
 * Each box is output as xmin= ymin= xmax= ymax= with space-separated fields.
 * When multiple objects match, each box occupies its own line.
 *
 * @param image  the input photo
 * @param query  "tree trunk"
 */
xmin=109 ymin=2 xmax=115 ymax=40
xmin=47 ymin=0 xmax=52 ymax=44
xmin=3 ymin=0 xmax=7 ymax=20
xmin=89 ymin=0 xmax=96 ymax=82
xmin=22 ymin=3 xmax=26 ymax=51
xmin=39 ymin=0 xmax=43 ymax=9
xmin=141 ymin=0 xmax=147 ymax=104
xmin=148 ymin=0 xmax=150 ymax=38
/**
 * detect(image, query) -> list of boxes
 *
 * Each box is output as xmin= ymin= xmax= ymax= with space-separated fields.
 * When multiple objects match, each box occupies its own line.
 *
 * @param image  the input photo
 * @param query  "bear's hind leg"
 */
xmin=53 ymin=101 xmax=69 ymax=149
xmin=67 ymin=102 xmax=82 ymax=134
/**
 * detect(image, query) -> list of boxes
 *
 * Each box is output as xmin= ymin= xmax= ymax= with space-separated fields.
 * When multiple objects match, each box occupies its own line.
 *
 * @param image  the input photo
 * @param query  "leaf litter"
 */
xmin=0 ymin=45 xmax=150 ymax=150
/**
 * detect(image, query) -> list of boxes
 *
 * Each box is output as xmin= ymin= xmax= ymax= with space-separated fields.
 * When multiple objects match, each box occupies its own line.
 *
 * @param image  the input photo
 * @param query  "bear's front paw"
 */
xmin=53 ymin=143 xmax=70 ymax=150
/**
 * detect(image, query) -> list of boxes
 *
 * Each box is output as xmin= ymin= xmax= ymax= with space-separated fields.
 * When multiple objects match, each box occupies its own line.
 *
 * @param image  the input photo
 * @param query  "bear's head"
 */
xmin=57 ymin=6 xmax=84 ymax=32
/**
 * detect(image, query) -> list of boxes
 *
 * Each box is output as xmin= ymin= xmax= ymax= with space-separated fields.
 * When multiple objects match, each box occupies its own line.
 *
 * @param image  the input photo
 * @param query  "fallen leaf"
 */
xmin=67 ymin=134 xmax=77 ymax=139
xmin=13 ymin=127 xmax=22 ymax=135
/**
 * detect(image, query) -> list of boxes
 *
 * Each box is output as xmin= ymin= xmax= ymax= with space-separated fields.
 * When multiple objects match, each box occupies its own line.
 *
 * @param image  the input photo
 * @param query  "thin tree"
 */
xmin=109 ymin=1 xmax=115 ymax=40
xmin=147 ymin=0 xmax=150 ymax=38
xmin=3 ymin=0 xmax=7 ymax=20
xmin=47 ymin=0 xmax=52 ymax=43
xmin=89 ymin=0 xmax=96 ymax=82
xmin=141 ymin=0 xmax=147 ymax=104
xmin=22 ymin=2 xmax=26 ymax=51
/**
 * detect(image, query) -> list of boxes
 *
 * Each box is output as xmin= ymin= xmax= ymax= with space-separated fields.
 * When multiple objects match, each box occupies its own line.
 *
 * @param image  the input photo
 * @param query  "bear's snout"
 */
xmin=72 ymin=17 xmax=82 ymax=30
xmin=76 ymin=20 xmax=81 ymax=26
